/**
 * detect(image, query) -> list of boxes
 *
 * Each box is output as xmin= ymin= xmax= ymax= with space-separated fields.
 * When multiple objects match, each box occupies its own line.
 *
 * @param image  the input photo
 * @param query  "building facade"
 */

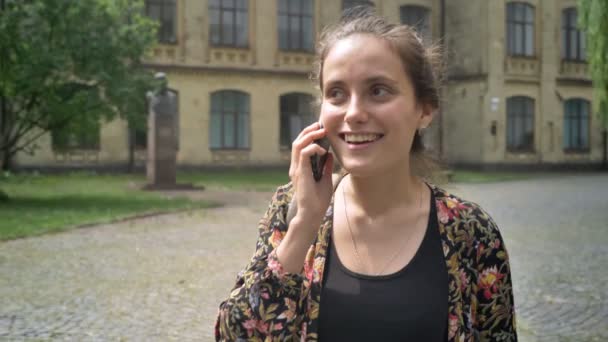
xmin=15 ymin=0 xmax=603 ymax=169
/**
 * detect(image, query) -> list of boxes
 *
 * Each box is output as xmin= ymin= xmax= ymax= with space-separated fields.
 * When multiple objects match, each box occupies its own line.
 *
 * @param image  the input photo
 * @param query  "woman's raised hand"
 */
xmin=276 ymin=123 xmax=334 ymax=274
xmin=288 ymin=122 xmax=334 ymax=225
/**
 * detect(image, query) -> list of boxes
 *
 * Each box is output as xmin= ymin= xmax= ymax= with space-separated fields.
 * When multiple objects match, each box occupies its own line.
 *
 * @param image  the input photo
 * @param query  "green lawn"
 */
xmin=0 ymin=169 xmax=534 ymax=241
xmin=0 ymin=172 xmax=218 ymax=241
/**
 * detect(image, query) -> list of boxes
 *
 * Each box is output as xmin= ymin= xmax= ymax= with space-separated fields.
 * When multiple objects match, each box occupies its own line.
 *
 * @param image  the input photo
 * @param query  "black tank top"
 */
xmin=318 ymin=191 xmax=448 ymax=341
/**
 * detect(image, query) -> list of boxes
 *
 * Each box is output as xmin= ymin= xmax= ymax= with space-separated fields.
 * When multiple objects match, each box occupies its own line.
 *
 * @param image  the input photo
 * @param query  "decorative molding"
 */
xmin=504 ymin=57 xmax=540 ymax=78
xmin=143 ymin=63 xmax=311 ymax=77
xmin=211 ymin=150 xmax=251 ymax=164
xmin=53 ymin=150 xmax=100 ymax=164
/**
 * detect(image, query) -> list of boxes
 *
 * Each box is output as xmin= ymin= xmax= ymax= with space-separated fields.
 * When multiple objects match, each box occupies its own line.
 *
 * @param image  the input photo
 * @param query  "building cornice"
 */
xmin=143 ymin=63 xmax=311 ymax=77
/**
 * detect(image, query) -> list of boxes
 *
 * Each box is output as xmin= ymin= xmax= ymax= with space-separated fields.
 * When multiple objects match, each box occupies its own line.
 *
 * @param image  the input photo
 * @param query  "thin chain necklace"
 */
xmin=341 ymin=177 xmax=423 ymax=276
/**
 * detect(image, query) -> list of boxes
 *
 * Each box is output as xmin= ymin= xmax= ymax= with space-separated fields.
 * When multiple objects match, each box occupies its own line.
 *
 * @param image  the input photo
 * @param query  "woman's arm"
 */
xmin=215 ymin=184 xmax=309 ymax=341
xmin=473 ymin=211 xmax=518 ymax=341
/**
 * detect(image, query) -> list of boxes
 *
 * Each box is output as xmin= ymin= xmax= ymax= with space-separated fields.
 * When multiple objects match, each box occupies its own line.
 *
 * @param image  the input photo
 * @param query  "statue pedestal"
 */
xmin=147 ymin=113 xmax=176 ymax=187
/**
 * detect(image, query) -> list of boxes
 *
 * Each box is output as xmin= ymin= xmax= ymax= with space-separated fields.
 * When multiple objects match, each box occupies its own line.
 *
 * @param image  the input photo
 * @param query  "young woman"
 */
xmin=216 ymin=10 xmax=517 ymax=342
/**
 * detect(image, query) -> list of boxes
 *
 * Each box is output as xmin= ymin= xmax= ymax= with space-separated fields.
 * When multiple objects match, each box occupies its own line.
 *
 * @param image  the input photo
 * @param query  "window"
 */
xmin=278 ymin=0 xmax=314 ymax=52
xmin=145 ymin=0 xmax=177 ymax=44
xmin=563 ymin=99 xmax=590 ymax=151
xmin=280 ymin=93 xmax=314 ymax=148
xmin=506 ymin=96 xmax=535 ymax=151
xmin=210 ymin=90 xmax=250 ymax=149
xmin=562 ymin=8 xmax=586 ymax=62
xmin=52 ymin=121 xmax=101 ymax=151
xmin=209 ymin=0 xmax=248 ymax=48
xmin=342 ymin=0 xmax=374 ymax=11
xmin=400 ymin=5 xmax=431 ymax=42
xmin=133 ymin=125 xmax=147 ymax=149
xmin=506 ymin=2 xmax=535 ymax=57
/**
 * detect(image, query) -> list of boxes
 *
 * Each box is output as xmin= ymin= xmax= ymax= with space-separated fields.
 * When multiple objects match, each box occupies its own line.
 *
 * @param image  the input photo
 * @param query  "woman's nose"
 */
xmin=344 ymin=95 xmax=368 ymax=123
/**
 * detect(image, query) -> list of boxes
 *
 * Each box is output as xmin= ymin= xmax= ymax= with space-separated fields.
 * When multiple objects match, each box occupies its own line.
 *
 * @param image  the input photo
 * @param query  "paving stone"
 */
xmin=0 ymin=174 xmax=606 ymax=341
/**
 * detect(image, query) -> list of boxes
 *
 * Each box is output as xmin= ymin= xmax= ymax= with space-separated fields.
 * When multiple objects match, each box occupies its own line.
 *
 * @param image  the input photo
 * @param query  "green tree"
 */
xmin=578 ymin=0 xmax=608 ymax=168
xmin=0 ymin=0 xmax=157 ymax=171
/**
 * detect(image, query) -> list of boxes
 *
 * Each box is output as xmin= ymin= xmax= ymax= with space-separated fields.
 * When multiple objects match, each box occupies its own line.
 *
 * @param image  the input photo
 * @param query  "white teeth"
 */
xmin=344 ymin=134 xmax=381 ymax=143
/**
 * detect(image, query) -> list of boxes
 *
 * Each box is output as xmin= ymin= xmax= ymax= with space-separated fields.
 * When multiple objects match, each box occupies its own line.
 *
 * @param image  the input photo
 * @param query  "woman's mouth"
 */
xmin=340 ymin=133 xmax=384 ymax=148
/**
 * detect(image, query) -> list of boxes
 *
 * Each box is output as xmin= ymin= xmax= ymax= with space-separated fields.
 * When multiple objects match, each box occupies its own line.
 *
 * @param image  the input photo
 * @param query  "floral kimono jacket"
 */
xmin=215 ymin=182 xmax=517 ymax=341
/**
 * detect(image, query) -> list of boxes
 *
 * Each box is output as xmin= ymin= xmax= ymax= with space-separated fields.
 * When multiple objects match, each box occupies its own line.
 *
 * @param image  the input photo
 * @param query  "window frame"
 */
xmin=506 ymin=2 xmax=535 ymax=57
xmin=563 ymin=98 xmax=591 ymax=152
xmin=209 ymin=90 xmax=251 ymax=150
xmin=506 ymin=96 xmax=535 ymax=152
xmin=145 ymin=0 xmax=177 ymax=44
xmin=209 ymin=0 xmax=249 ymax=48
xmin=342 ymin=0 xmax=375 ymax=11
xmin=399 ymin=5 xmax=432 ymax=43
xmin=561 ymin=7 xmax=586 ymax=62
xmin=277 ymin=0 xmax=314 ymax=52
xmin=51 ymin=121 xmax=101 ymax=151
xmin=279 ymin=92 xmax=315 ymax=149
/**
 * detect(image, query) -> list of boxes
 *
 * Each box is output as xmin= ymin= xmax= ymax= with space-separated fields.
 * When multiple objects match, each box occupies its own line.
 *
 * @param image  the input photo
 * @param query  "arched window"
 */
xmin=278 ymin=0 xmax=314 ymax=52
xmin=563 ymin=98 xmax=590 ymax=151
xmin=280 ymin=93 xmax=314 ymax=148
xmin=210 ymin=90 xmax=250 ymax=149
xmin=342 ymin=0 xmax=374 ymax=11
xmin=400 ymin=5 xmax=431 ymax=42
xmin=506 ymin=96 xmax=535 ymax=151
xmin=561 ymin=8 xmax=586 ymax=61
xmin=506 ymin=2 xmax=535 ymax=57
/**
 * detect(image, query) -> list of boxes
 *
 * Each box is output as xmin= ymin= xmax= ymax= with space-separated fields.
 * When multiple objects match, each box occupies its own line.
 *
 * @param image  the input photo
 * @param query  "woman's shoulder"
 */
xmin=429 ymin=183 xmax=502 ymax=240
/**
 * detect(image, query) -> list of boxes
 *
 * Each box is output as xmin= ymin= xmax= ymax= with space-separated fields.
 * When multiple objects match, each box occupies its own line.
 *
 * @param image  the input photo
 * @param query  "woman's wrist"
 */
xmin=276 ymin=215 xmax=321 ymax=274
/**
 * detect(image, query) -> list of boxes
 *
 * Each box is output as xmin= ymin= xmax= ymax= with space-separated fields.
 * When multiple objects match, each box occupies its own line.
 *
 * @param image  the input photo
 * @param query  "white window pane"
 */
xmin=148 ymin=3 xmax=161 ymax=20
xmin=290 ymin=16 xmax=300 ymax=47
xmin=303 ymin=16 xmax=313 ymax=51
xmin=514 ymin=25 xmax=523 ymax=54
xmin=237 ymin=94 xmax=249 ymax=113
xmin=515 ymin=3 xmax=524 ymax=21
xmin=525 ymin=24 xmax=533 ymax=55
xmin=303 ymin=0 xmax=313 ymax=15
xmin=224 ymin=114 xmax=235 ymax=148
xmin=290 ymin=115 xmax=303 ymax=143
xmin=581 ymin=115 xmax=589 ymax=148
xmin=236 ymin=10 xmax=248 ymax=46
xmin=210 ymin=113 xmax=222 ymax=148
xmin=238 ymin=113 xmax=249 ymax=148
xmin=279 ymin=14 xmax=288 ymax=49
xmin=289 ymin=0 xmax=300 ymax=13
xmin=563 ymin=115 xmax=571 ymax=149
xmin=278 ymin=0 xmax=288 ymax=13
xmin=581 ymin=31 xmax=587 ymax=60
xmin=561 ymin=28 xmax=567 ymax=58
xmin=525 ymin=6 xmax=534 ymax=23
xmin=222 ymin=11 xmax=234 ymax=45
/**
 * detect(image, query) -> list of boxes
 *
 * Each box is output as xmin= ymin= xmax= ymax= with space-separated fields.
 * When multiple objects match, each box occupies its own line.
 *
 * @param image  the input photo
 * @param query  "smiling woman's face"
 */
xmin=320 ymin=33 xmax=433 ymax=177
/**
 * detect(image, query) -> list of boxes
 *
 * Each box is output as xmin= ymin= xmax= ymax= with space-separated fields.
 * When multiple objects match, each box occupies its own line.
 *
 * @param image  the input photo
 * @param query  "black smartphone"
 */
xmin=310 ymin=124 xmax=330 ymax=182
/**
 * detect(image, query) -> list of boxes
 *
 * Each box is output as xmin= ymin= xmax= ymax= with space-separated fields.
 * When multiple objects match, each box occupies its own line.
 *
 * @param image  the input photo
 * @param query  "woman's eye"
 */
xmin=327 ymin=88 xmax=345 ymax=99
xmin=371 ymin=86 xmax=389 ymax=97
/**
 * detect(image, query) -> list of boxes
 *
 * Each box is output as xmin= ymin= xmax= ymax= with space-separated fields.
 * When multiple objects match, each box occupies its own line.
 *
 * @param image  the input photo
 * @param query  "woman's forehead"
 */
xmin=322 ymin=35 xmax=406 ymax=85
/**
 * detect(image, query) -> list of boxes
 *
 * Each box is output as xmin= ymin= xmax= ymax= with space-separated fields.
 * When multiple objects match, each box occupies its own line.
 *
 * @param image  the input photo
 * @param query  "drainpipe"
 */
xmin=439 ymin=0 xmax=446 ymax=158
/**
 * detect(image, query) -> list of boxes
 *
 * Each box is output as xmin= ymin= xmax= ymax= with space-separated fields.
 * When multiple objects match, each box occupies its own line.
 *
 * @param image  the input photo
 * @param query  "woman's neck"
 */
xmin=344 ymin=164 xmax=421 ymax=220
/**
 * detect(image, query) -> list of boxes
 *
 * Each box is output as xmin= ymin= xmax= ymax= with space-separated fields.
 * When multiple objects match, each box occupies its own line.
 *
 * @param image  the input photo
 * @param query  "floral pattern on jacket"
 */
xmin=215 ymin=182 xmax=517 ymax=341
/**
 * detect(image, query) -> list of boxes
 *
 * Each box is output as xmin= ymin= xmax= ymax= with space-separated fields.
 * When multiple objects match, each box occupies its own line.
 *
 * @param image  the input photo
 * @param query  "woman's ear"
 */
xmin=418 ymin=103 xmax=435 ymax=129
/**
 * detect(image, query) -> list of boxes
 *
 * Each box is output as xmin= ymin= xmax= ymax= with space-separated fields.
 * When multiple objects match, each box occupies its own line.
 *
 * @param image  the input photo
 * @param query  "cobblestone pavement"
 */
xmin=0 ymin=174 xmax=606 ymax=341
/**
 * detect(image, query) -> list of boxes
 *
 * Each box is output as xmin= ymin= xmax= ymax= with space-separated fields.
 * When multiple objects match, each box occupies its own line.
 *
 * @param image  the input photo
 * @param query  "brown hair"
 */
xmin=312 ymin=7 xmax=444 ymax=179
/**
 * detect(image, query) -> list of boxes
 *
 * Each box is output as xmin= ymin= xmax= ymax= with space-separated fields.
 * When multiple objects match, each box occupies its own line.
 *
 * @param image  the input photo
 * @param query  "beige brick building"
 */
xmin=15 ymin=0 xmax=604 ymax=170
